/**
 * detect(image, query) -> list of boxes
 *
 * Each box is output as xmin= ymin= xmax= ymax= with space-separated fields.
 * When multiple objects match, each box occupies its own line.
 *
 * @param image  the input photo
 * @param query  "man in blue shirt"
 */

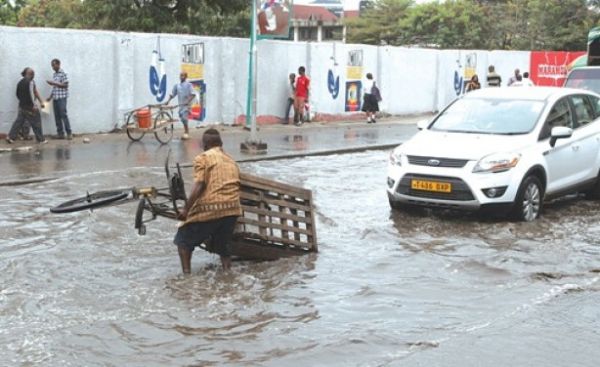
xmin=46 ymin=59 xmax=72 ymax=140
xmin=166 ymin=72 xmax=196 ymax=140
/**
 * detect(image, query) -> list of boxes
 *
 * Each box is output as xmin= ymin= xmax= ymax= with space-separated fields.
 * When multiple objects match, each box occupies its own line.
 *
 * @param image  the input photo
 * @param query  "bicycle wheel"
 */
xmin=154 ymin=111 xmax=173 ymax=144
xmin=126 ymin=113 xmax=146 ymax=142
xmin=50 ymin=190 xmax=131 ymax=213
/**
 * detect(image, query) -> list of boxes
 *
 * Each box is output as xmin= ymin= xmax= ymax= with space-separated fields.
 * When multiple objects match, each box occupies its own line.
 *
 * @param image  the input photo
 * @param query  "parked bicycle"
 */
xmin=123 ymin=104 xmax=176 ymax=144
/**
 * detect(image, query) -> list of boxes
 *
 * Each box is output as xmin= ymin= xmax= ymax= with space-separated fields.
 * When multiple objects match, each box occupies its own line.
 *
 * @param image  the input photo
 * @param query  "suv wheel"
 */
xmin=388 ymin=193 xmax=404 ymax=210
xmin=585 ymin=172 xmax=600 ymax=200
xmin=511 ymin=175 xmax=544 ymax=222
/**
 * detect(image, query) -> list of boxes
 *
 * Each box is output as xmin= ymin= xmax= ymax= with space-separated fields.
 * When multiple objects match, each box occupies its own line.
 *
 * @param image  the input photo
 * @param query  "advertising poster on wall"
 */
xmin=257 ymin=0 xmax=292 ymax=39
xmin=529 ymin=51 xmax=586 ymax=86
xmin=345 ymin=81 xmax=362 ymax=112
xmin=189 ymin=80 xmax=206 ymax=121
xmin=346 ymin=50 xmax=363 ymax=111
xmin=181 ymin=42 xmax=206 ymax=123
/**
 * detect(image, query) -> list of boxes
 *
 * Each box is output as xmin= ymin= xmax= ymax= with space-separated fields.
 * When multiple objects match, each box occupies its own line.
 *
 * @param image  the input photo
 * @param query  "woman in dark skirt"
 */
xmin=362 ymin=73 xmax=380 ymax=123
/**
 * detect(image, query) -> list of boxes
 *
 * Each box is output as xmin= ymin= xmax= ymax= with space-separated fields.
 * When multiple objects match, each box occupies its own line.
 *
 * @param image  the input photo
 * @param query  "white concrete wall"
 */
xmin=0 ymin=26 xmax=534 ymax=134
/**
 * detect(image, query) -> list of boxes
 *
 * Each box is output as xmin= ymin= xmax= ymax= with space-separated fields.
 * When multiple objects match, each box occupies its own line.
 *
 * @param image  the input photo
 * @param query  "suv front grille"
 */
xmin=397 ymin=174 xmax=475 ymax=201
xmin=407 ymin=155 xmax=469 ymax=168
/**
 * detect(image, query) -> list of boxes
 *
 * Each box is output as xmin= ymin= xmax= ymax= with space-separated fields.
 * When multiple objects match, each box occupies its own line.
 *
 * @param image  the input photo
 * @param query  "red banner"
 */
xmin=529 ymin=51 xmax=586 ymax=86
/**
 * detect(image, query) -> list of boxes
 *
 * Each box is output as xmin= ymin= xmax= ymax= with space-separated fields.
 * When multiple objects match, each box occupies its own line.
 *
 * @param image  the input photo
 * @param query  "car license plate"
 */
xmin=411 ymin=179 xmax=452 ymax=193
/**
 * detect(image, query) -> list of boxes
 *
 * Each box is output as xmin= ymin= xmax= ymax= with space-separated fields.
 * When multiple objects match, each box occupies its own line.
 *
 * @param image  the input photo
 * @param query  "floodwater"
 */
xmin=1 ymin=151 xmax=600 ymax=366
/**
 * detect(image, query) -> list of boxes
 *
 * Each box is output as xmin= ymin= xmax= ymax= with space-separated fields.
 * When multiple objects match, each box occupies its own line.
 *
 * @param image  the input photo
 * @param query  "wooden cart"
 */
xmin=51 ymin=163 xmax=318 ymax=261
xmin=197 ymin=173 xmax=318 ymax=260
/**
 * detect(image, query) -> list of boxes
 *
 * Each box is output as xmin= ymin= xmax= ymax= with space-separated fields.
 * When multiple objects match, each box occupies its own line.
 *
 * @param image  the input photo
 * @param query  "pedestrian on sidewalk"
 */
xmin=510 ymin=74 xmax=524 ymax=87
xmin=466 ymin=74 xmax=481 ymax=92
xmin=283 ymin=72 xmax=295 ymax=124
xmin=522 ymin=72 xmax=535 ymax=86
xmin=174 ymin=128 xmax=242 ymax=273
xmin=166 ymin=71 xmax=196 ymax=140
xmin=46 ymin=59 xmax=72 ymax=140
xmin=362 ymin=73 xmax=380 ymax=123
xmin=6 ymin=68 xmax=47 ymax=144
xmin=507 ymin=68 xmax=521 ymax=86
xmin=293 ymin=66 xmax=310 ymax=126
xmin=486 ymin=65 xmax=502 ymax=87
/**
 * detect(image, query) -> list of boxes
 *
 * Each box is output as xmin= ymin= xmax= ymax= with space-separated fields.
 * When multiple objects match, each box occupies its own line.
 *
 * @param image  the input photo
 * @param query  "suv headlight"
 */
xmin=473 ymin=153 xmax=521 ymax=173
xmin=389 ymin=151 xmax=403 ymax=166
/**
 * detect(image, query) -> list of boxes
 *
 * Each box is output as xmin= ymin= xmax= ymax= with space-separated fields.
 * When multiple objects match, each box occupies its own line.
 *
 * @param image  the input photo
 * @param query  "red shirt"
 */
xmin=295 ymin=75 xmax=310 ymax=98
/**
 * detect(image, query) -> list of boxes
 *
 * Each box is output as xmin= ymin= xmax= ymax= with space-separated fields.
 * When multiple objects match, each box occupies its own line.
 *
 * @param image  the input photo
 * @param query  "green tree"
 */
xmin=17 ymin=0 xmax=84 ymax=28
xmin=398 ymin=0 xmax=487 ymax=49
xmin=347 ymin=0 xmax=596 ymax=50
xmin=14 ymin=0 xmax=251 ymax=37
xmin=346 ymin=0 xmax=413 ymax=45
xmin=516 ymin=0 xmax=593 ymax=51
xmin=0 ymin=0 xmax=26 ymax=25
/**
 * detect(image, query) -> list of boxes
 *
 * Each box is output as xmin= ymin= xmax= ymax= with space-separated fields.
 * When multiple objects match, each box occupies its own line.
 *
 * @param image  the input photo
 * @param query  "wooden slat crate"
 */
xmin=227 ymin=173 xmax=318 ymax=260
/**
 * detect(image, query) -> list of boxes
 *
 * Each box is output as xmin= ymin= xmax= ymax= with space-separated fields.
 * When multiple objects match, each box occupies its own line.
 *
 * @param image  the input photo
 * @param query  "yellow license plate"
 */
xmin=411 ymin=179 xmax=452 ymax=193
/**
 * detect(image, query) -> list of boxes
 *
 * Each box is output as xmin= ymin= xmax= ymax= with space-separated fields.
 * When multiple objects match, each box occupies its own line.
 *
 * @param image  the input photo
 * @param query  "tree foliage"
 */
xmin=0 ymin=0 xmax=26 ymax=25
xmin=348 ymin=0 xmax=600 ymax=51
xmin=3 ymin=0 xmax=600 ymax=50
xmin=7 ymin=0 xmax=250 ymax=37
xmin=346 ymin=0 xmax=412 ymax=45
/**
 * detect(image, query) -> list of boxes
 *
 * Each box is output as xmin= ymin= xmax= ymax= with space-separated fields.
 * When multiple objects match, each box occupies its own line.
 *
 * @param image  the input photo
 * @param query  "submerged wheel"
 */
xmin=388 ymin=193 xmax=405 ymax=210
xmin=585 ymin=172 xmax=600 ymax=200
xmin=50 ymin=190 xmax=130 ymax=213
xmin=126 ymin=113 xmax=146 ymax=141
xmin=154 ymin=111 xmax=173 ymax=144
xmin=511 ymin=175 xmax=544 ymax=222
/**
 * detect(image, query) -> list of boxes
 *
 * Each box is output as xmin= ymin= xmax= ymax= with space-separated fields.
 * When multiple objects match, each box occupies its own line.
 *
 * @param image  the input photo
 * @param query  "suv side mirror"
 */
xmin=416 ymin=119 xmax=430 ymax=130
xmin=550 ymin=126 xmax=573 ymax=147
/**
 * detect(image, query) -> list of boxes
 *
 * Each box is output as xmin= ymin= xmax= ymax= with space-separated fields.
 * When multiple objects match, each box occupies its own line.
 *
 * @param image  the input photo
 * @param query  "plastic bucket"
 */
xmin=136 ymin=108 xmax=152 ymax=129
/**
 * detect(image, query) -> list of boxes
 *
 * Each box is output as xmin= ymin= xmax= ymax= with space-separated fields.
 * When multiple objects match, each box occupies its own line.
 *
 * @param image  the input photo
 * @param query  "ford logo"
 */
xmin=428 ymin=159 xmax=441 ymax=166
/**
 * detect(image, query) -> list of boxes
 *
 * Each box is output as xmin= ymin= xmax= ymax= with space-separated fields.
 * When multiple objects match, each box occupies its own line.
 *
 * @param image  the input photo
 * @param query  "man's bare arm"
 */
xmin=178 ymin=181 xmax=205 ymax=220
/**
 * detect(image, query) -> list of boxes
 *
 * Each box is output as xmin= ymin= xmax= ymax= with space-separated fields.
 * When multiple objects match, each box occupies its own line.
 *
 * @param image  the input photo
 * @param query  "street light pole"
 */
xmin=241 ymin=0 xmax=268 ymax=154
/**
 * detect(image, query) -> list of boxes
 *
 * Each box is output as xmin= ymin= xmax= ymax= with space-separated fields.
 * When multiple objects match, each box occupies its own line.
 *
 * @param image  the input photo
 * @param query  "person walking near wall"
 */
xmin=293 ymin=66 xmax=310 ymax=126
xmin=46 ymin=59 xmax=72 ymax=140
xmin=466 ymin=74 xmax=481 ymax=92
xmin=486 ymin=65 xmax=502 ymax=87
xmin=282 ymin=73 xmax=295 ymax=124
xmin=507 ymin=68 xmax=521 ymax=86
xmin=174 ymin=129 xmax=242 ymax=273
xmin=362 ymin=73 xmax=380 ymax=123
xmin=522 ymin=72 xmax=535 ymax=86
xmin=166 ymin=71 xmax=196 ymax=140
xmin=510 ymin=74 xmax=524 ymax=87
xmin=6 ymin=68 xmax=47 ymax=144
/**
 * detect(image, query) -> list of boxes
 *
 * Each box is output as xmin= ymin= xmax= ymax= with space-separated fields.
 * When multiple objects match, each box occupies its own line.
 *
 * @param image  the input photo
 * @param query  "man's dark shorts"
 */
xmin=174 ymin=216 xmax=238 ymax=256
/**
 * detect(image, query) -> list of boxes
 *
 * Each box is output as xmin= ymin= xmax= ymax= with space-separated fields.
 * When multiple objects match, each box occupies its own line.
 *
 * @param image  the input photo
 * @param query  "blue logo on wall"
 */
xmin=149 ymin=39 xmax=167 ymax=102
xmin=328 ymin=69 xmax=340 ymax=99
xmin=453 ymin=70 xmax=463 ymax=96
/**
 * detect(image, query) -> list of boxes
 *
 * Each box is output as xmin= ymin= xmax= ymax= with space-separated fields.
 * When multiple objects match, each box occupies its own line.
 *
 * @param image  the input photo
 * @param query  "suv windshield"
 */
xmin=564 ymin=68 xmax=600 ymax=94
xmin=430 ymin=98 xmax=545 ymax=135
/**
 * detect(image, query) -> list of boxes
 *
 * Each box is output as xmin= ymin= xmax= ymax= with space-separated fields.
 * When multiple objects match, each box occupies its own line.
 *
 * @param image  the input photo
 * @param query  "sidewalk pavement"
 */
xmin=0 ymin=115 xmax=428 ymax=185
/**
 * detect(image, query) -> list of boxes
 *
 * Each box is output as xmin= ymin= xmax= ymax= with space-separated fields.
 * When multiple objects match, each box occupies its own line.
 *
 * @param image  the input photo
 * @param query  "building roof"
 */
xmin=292 ymin=4 xmax=339 ymax=23
xmin=343 ymin=10 xmax=360 ymax=19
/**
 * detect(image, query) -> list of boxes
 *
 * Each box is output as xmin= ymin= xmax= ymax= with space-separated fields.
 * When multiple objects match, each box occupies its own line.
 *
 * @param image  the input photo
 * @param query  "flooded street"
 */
xmin=1 ymin=150 xmax=600 ymax=366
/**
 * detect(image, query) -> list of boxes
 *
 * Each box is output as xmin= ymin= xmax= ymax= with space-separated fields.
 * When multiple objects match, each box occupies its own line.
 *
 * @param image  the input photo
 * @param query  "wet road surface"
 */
xmin=0 ymin=121 xmax=418 ymax=182
xmin=1 ymin=150 xmax=600 ymax=366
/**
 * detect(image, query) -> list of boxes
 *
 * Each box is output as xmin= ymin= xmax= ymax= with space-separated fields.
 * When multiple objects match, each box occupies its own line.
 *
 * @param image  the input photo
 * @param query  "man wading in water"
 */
xmin=174 ymin=129 xmax=242 ymax=273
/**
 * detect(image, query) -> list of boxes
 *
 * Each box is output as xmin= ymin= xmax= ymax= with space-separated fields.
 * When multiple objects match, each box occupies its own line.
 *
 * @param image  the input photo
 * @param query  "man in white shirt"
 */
xmin=522 ymin=72 xmax=535 ymax=86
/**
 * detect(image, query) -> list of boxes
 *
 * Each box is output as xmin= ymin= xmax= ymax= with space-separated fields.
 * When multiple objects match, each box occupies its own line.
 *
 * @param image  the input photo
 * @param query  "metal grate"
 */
xmin=407 ymin=155 xmax=469 ymax=168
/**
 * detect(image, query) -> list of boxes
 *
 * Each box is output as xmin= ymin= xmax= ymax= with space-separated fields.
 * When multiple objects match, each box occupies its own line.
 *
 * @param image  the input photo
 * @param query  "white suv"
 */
xmin=387 ymin=87 xmax=600 ymax=221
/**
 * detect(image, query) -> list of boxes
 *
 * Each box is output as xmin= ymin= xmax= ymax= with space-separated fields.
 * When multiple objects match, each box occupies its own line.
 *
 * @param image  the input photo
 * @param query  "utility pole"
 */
xmin=241 ymin=0 xmax=268 ymax=155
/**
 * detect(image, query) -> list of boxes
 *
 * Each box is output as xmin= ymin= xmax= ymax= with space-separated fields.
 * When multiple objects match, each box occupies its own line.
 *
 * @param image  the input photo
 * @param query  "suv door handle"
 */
xmin=572 ymin=145 xmax=580 ymax=151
